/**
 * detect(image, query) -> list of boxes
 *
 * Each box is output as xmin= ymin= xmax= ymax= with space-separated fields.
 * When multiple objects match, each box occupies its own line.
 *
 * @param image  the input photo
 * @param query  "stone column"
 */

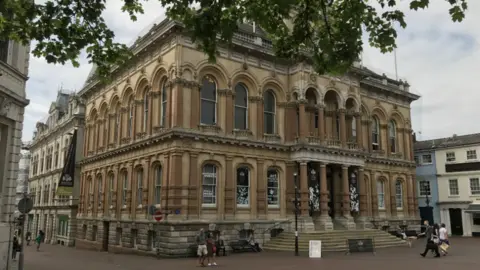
xmin=190 ymin=85 xmax=200 ymax=129
xmin=339 ymin=109 xmax=347 ymax=147
xmin=390 ymin=173 xmax=397 ymax=218
xmin=355 ymin=113 xmax=362 ymax=148
xmin=143 ymin=157 xmax=150 ymax=219
xmin=172 ymin=82 xmax=184 ymax=128
xmin=171 ymin=152 xmax=183 ymax=216
xmin=256 ymin=97 xmax=264 ymax=140
xmin=342 ymin=165 xmax=350 ymax=215
xmin=317 ymin=105 xmax=325 ymax=142
xmin=126 ymin=162 xmax=133 ymax=216
xmin=256 ymin=159 xmax=266 ymax=219
xmin=114 ymin=164 xmax=120 ymax=219
xmin=316 ymin=162 xmax=333 ymax=230
xmin=299 ymin=162 xmax=309 ymax=216
xmin=188 ymin=153 xmax=199 ymax=220
xmin=370 ymin=171 xmax=379 ymax=217
xmin=224 ymin=156 xmax=234 ymax=219
xmin=407 ymin=174 xmax=414 ymax=218
xmin=403 ymin=128 xmax=410 ymax=160
xmin=161 ymin=153 xmax=170 ymax=217
xmin=364 ymin=120 xmax=372 ymax=152
xmin=285 ymin=162 xmax=296 ymax=216
xmin=298 ymin=100 xmax=307 ymax=141
xmin=225 ymin=90 xmax=234 ymax=134
xmin=358 ymin=168 xmax=367 ymax=217
xmin=381 ymin=124 xmax=387 ymax=154
xmin=166 ymin=83 xmax=172 ymax=128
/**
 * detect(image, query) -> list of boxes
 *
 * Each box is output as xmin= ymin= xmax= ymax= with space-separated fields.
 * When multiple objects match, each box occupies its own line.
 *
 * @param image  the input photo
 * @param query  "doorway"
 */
xmin=327 ymin=168 xmax=335 ymax=219
xmin=102 ymin=221 xmax=110 ymax=251
xmin=449 ymin=208 xmax=464 ymax=236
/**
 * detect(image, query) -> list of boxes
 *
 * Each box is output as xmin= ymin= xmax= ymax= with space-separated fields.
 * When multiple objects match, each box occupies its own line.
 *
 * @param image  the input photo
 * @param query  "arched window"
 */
xmin=128 ymin=97 xmax=134 ymax=137
xmin=136 ymin=168 xmax=143 ymax=206
xmin=108 ymin=173 xmax=114 ymax=207
xmin=97 ymin=175 xmax=103 ymax=208
xmin=388 ymin=120 xmax=397 ymax=153
xmin=202 ymin=164 xmax=217 ymax=206
xmin=263 ymin=90 xmax=276 ymax=134
xmin=54 ymin=143 xmax=59 ymax=168
xmin=236 ymin=167 xmax=250 ymax=206
xmin=103 ymin=115 xmax=108 ymax=146
xmin=395 ymin=180 xmax=403 ymax=209
xmin=143 ymin=90 xmax=149 ymax=132
xmin=352 ymin=116 xmax=357 ymax=138
xmin=122 ymin=171 xmax=128 ymax=207
xmin=372 ymin=117 xmax=380 ymax=150
xmin=154 ymin=166 xmax=162 ymax=205
xmin=115 ymin=104 xmax=120 ymax=142
xmin=161 ymin=80 xmax=168 ymax=126
xmin=234 ymin=83 xmax=248 ymax=130
xmin=267 ymin=169 xmax=279 ymax=207
xmin=377 ymin=180 xmax=385 ymax=209
xmin=200 ymin=76 xmax=217 ymax=125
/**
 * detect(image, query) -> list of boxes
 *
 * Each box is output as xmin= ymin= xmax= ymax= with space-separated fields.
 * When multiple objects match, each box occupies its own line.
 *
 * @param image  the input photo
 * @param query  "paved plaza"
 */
xmin=21 ymin=237 xmax=480 ymax=270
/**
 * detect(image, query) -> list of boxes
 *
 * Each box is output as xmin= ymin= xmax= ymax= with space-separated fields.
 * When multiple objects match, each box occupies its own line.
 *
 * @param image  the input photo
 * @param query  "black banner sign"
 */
xmin=58 ymin=130 xmax=77 ymax=187
xmin=346 ymin=238 xmax=375 ymax=254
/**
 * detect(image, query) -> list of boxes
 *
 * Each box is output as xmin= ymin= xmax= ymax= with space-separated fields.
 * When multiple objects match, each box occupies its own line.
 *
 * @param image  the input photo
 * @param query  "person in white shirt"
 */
xmin=439 ymin=223 xmax=449 ymax=255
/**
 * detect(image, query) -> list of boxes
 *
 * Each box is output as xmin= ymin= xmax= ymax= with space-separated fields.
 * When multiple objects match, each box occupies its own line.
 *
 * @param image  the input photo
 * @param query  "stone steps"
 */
xmin=263 ymin=230 xmax=407 ymax=252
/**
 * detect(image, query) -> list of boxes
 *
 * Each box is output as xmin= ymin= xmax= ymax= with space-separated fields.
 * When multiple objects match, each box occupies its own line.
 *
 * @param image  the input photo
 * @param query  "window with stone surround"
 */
xmin=263 ymin=90 xmax=276 ymax=134
xmin=122 ymin=171 xmax=128 ymax=207
xmin=469 ymin=178 xmax=480 ymax=195
xmin=388 ymin=120 xmax=397 ymax=153
xmin=127 ymin=96 xmax=134 ymax=137
xmin=267 ymin=169 xmax=279 ymax=207
xmin=97 ymin=175 xmax=103 ymax=208
xmin=202 ymin=164 xmax=217 ymax=206
xmin=377 ymin=180 xmax=385 ymax=209
xmin=200 ymin=76 xmax=217 ymax=125
xmin=108 ymin=173 xmax=114 ymax=207
xmin=446 ymin=152 xmax=456 ymax=162
xmin=467 ymin=150 xmax=477 ymax=160
xmin=234 ymin=83 xmax=248 ymax=130
xmin=371 ymin=117 xmax=380 ymax=150
xmin=236 ymin=167 xmax=250 ymax=206
xmin=114 ymin=102 xmax=121 ymax=143
xmin=154 ymin=166 xmax=162 ymax=205
xmin=160 ymin=79 xmax=168 ymax=126
xmin=136 ymin=168 xmax=143 ymax=206
xmin=395 ymin=180 xmax=403 ymax=209
xmin=448 ymin=179 xmax=459 ymax=196
xmin=54 ymin=143 xmax=59 ymax=168
xmin=143 ymin=89 xmax=149 ymax=132
xmin=419 ymin=181 xmax=431 ymax=196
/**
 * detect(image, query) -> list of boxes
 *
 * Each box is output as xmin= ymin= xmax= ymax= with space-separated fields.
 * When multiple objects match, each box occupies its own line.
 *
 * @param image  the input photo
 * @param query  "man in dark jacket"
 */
xmin=420 ymin=220 xmax=440 ymax=257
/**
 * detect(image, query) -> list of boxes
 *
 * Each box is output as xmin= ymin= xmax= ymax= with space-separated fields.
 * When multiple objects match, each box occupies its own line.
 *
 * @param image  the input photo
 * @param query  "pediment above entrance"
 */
xmin=290 ymin=150 xmax=365 ymax=167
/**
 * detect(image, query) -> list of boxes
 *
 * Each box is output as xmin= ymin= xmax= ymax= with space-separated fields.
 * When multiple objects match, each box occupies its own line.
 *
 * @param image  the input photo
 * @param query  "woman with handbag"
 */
xmin=420 ymin=221 xmax=440 ymax=258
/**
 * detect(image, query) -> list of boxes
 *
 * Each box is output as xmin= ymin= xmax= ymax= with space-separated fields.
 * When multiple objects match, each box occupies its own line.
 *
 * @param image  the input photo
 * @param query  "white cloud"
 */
xmin=23 ymin=0 xmax=479 ymax=141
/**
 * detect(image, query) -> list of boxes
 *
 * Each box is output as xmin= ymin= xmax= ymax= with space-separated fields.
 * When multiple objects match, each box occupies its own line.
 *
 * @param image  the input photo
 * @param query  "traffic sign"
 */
xmin=17 ymin=197 xmax=33 ymax=214
xmin=153 ymin=210 xmax=163 ymax=222
xmin=148 ymin=205 xmax=157 ymax=215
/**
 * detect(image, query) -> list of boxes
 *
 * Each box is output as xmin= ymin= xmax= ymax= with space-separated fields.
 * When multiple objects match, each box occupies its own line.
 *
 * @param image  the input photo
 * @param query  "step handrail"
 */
xmin=261 ymin=219 xmax=292 ymax=245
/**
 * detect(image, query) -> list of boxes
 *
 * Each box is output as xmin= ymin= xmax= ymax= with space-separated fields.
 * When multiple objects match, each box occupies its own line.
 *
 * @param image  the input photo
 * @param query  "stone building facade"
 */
xmin=0 ymin=33 xmax=30 ymax=269
xmin=15 ymin=149 xmax=31 ymax=207
xmin=28 ymin=91 xmax=85 ymax=247
xmin=76 ymin=20 xmax=420 ymax=256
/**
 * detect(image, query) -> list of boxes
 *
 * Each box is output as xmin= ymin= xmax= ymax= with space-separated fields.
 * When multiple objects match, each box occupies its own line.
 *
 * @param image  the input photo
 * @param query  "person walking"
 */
xmin=420 ymin=220 xmax=440 ymax=258
xmin=439 ymin=223 xmax=449 ymax=255
xmin=12 ymin=236 xmax=19 ymax=260
xmin=196 ymin=228 xmax=208 ymax=267
xmin=35 ymin=232 xmax=42 ymax=251
xmin=206 ymin=232 xmax=218 ymax=266
xmin=26 ymin=231 xmax=32 ymax=246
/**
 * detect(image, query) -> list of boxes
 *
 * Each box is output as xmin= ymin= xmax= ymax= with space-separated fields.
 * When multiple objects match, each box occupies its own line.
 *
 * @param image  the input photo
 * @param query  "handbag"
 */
xmin=432 ymin=236 xmax=439 ymax=244
xmin=440 ymin=242 xmax=449 ymax=252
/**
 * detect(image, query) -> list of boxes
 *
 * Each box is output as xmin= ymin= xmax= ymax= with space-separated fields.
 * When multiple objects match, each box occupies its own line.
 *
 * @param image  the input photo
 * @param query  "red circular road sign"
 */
xmin=153 ymin=210 xmax=163 ymax=222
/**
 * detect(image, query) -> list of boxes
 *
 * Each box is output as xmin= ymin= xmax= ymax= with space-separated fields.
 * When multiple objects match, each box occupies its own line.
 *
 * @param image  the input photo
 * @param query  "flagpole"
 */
xmin=394 ymin=48 xmax=399 ymax=81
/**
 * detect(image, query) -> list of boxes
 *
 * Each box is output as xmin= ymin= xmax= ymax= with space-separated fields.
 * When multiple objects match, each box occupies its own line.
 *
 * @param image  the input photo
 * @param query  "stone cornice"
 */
xmin=30 ymin=114 xmax=85 ymax=151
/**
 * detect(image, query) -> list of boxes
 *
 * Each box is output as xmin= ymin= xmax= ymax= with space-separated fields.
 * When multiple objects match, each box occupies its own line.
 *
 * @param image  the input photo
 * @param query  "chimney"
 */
xmin=413 ymin=132 xmax=417 ymax=143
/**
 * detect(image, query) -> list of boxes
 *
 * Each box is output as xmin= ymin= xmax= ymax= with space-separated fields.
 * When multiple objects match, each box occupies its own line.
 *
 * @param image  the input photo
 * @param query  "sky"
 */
xmin=23 ymin=1 xmax=480 ymax=142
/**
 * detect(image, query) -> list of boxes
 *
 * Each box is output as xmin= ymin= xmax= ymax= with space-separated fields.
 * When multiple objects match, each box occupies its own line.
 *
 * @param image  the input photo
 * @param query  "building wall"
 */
xmin=414 ymin=149 xmax=440 ymax=223
xmin=0 ymin=36 xmax=30 ymax=270
xmin=75 ymin=20 xmax=420 ymax=256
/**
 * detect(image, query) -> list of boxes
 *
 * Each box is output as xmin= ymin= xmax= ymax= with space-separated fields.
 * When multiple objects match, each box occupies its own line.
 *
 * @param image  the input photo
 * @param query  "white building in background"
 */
xmin=0 ymin=21 xmax=31 ymax=270
xmin=15 ymin=147 xmax=31 ymax=206
xmin=28 ymin=91 xmax=85 ymax=247
xmin=434 ymin=133 xmax=480 ymax=237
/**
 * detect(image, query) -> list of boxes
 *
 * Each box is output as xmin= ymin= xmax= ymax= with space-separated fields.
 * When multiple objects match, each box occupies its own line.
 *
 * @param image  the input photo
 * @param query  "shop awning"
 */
xmin=465 ymin=204 xmax=480 ymax=213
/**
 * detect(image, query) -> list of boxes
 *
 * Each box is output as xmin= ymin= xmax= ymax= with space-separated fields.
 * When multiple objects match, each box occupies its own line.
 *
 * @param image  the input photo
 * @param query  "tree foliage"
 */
xmin=0 ymin=0 xmax=468 ymax=80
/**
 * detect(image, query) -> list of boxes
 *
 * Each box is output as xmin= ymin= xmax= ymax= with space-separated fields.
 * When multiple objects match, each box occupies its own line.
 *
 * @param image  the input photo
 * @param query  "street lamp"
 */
xmin=423 ymin=182 xmax=430 ymax=207
xmin=293 ymin=171 xmax=299 ymax=256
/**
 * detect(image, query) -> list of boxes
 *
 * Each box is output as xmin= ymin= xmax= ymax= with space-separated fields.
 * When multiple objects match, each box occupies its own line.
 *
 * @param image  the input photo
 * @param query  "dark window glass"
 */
xmin=200 ymin=76 xmax=217 ymax=125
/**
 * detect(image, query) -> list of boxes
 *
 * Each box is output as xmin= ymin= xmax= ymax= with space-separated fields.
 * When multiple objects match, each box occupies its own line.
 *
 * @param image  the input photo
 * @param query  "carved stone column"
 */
xmin=171 ymin=152 xmax=183 ymax=215
xmin=381 ymin=124 xmax=387 ymax=155
xmin=143 ymin=157 xmax=150 ymax=218
xmin=256 ymin=159 xmax=266 ymax=219
xmin=403 ymin=128 xmax=410 ymax=160
xmin=114 ymin=164 xmax=120 ymax=218
xmin=315 ymin=162 xmax=333 ymax=230
xmin=341 ymin=165 xmax=350 ymax=215
xmin=171 ymin=80 xmax=184 ymax=128
xmin=166 ymin=82 xmax=172 ymax=128
xmin=317 ymin=105 xmax=325 ymax=142
xmin=120 ymin=107 xmax=128 ymax=140
xmin=363 ymin=119 xmax=372 ymax=152
xmin=370 ymin=171 xmax=378 ymax=217
xmin=339 ymin=109 xmax=347 ymax=147
xmin=224 ymin=156 xmax=234 ymax=219
xmin=285 ymin=102 xmax=297 ymax=142
xmin=256 ymin=97 xmax=264 ymax=140
xmin=355 ymin=113 xmax=362 ymax=148
xmin=161 ymin=153 xmax=170 ymax=216
xmin=358 ymin=168 xmax=367 ymax=217
xmin=390 ymin=173 xmax=398 ymax=218
xmin=225 ymin=90 xmax=234 ymax=134
xmin=126 ymin=162 xmax=133 ymax=216
xmin=299 ymin=162 xmax=309 ymax=216
xmin=188 ymin=153 xmax=199 ymax=220
xmin=190 ymin=84 xmax=200 ymax=129
xmin=298 ymin=100 xmax=307 ymax=141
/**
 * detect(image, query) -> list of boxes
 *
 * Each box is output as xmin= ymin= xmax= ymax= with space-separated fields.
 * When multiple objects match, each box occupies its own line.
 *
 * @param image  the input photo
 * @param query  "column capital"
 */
xmin=358 ymin=167 xmax=364 ymax=172
xmin=256 ymin=159 xmax=265 ymax=164
xmin=341 ymin=165 xmax=349 ymax=170
xmin=337 ymin=108 xmax=346 ymax=114
xmin=317 ymin=104 xmax=325 ymax=109
xmin=319 ymin=163 xmax=327 ymax=168
xmin=299 ymin=161 xmax=308 ymax=166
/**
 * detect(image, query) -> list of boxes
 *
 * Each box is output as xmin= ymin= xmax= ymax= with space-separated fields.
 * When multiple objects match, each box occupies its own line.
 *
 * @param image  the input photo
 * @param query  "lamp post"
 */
xmin=423 ymin=182 xmax=430 ymax=207
xmin=293 ymin=172 xmax=299 ymax=256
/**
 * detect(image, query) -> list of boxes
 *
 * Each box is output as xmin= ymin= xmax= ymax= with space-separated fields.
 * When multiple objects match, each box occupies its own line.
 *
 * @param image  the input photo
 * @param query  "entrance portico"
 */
xmin=291 ymin=150 xmax=367 ymax=231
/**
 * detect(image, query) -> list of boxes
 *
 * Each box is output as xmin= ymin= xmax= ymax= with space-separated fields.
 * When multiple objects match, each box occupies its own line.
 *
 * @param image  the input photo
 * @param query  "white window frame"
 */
xmin=143 ymin=90 xmax=149 ymax=132
xmin=371 ymin=117 xmax=379 ymax=150
xmin=201 ymin=164 xmax=217 ymax=207
xmin=446 ymin=152 xmax=456 ymax=162
xmin=469 ymin=178 xmax=480 ymax=196
xmin=136 ymin=169 xmax=143 ymax=207
xmin=122 ymin=172 xmax=128 ymax=208
xmin=421 ymin=154 xmax=432 ymax=165
xmin=267 ymin=169 xmax=280 ymax=208
xmin=154 ymin=166 xmax=162 ymax=206
xmin=108 ymin=174 xmax=114 ymax=208
xmin=160 ymin=80 xmax=167 ymax=127
xmin=388 ymin=120 xmax=397 ymax=153
xmin=97 ymin=176 xmax=103 ymax=209
xmin=395 ymin=180 xmax=403 ymax=210
xmin=234 ymin=83 xmax=249 ymax=130
xmin=200 ymin=76 xmax=217 ymax=125
xmin=377 ymin=181 xmax=385 ymax=209
xmin=448 ymin=179 xmax=459 ymax=196
xmin=263 ymin=90 xmax=276 ymax=135
xmin=419 ymin=181 xmax=431 ymax=196
xmin=467 ymin=150 xmax=477 ymax=160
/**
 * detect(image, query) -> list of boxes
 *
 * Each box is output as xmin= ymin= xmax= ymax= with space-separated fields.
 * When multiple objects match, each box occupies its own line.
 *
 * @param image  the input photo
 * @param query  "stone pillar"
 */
xmin=188 ymin=153 xmax=199 ymax=220
xmin=190 ymin=84 xmax=200 ymax=129
xmin=407 ymin=174 xmax=414 ymax=218
xmin=315 ymin=162 xmax=333 ymax=230
xmin=166 ymin=83 xmax=172 ymax=128
xmin=256 ymin=159 xmax=266 ymax=219
xmin=299 ymin=162 xmax=314 ymax=231
xmin=126 ymin=162 xmax=133 ymax=216
xmin=161 ymin=153 xmax=170 ymax=217
xmin=403 ymin=128 xmax=410 ymax=160
xmin=171 ymin=152 xmax=183 ymax=216
xmin=381 ymin=124 xmax=387 ymax=154
xmin=225 ymin=90 xmax=234 ymax=134
xmin=224 ymin=156 xmax=234 ymax=219
xmin=285 ymin=162 xmax=296 ymax=215
xmin=358 ymin=168 xmax=367 ymax=217
xmin=355 ymin=113 xmax=362 ymax=148
xmin=172 ymin=82 xmax=184 ymax=128
xmin=342 ymin=165 xmax=351 ymax=215
xmin=256 ymin=97 xmax=264 ymax=140
xmin=284 ymin=103 xmax=296 ymax=142
xmin=339 ymin=109 xmax=347 ymax=147
xmin=390 ymin=173 xmax=398 ymax=218
xmin=370 ymin=171 xmax=379 ymax=217
xmin=318 ymin=105 xmax=325 ymax=142
xmin=365 ymin=120 xmax=372 ymax=152
xmin=298 ymin=101 xmax=306 ymax=141
xmin=143 ymin=157 xmax=150 ymax=219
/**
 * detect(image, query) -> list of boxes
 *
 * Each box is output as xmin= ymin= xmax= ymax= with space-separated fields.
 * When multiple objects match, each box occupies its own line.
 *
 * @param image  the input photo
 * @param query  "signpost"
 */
xmin=17 ymin=198 xmax=33 ymax=214
xmin=153 ymin=210 xmax=163 ymax=222
xmin=309 ymin=240 xmax=322 ymax=258
xmin=17 ymin=196 xmax=33 ymax=270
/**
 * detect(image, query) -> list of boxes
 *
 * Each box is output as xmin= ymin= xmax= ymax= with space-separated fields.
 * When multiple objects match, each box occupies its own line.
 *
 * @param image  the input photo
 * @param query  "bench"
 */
xmin=229 ymin=239 xmax=258 ymax=253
